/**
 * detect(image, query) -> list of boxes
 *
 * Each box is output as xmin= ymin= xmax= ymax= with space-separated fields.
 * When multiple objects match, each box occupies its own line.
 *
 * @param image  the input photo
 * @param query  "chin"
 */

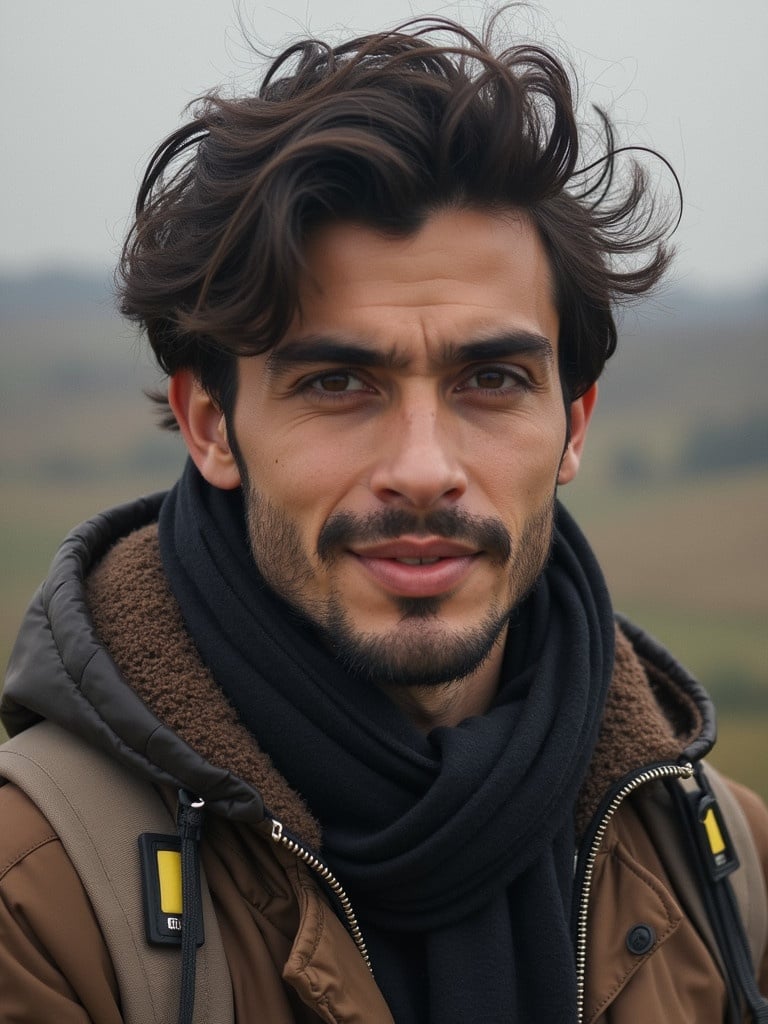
xmin=322 ymin=604 xmax=509 ymax=689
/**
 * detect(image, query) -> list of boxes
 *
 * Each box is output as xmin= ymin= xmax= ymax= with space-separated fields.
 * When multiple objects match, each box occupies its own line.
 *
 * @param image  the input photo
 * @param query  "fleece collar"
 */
xmin=86 ymin=522 xmax=705 ymax=845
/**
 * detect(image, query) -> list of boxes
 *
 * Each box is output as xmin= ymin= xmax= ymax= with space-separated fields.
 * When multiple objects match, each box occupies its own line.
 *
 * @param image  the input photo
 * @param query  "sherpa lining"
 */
xmin=86 ymin=523 xmax=703 ymax=844
xmin=86 ymin=524 xmax=322 ymax=849
xmin=575 ymin=627 xmax=702 ymax=836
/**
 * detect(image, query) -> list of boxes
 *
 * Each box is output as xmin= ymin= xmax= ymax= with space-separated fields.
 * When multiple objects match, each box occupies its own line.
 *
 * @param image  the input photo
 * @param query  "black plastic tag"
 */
xmin=692 ymin=794 xmax=740 ymax=882
xmin=138 ymin=833 xmax=204 ymax=947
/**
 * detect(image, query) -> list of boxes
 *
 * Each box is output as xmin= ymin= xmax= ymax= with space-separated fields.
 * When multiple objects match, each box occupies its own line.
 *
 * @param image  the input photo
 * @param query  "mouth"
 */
xmin=351 ymin=537 xmax=478 ymax=559
xmin=349 ymin=537 xmax=480 ymax=598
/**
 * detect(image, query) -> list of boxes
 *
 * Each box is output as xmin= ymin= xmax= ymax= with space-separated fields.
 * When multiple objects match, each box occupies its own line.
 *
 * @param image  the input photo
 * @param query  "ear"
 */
xmin=167 ymin=370 xmax=242 ymax=490
xmin=557 ymin=383 xmax=597 ymax=485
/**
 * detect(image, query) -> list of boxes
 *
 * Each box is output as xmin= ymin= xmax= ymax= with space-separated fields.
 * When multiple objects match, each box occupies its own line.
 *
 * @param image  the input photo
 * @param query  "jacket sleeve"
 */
xmin=0 ymin=783 xmax=124 ymax=1023
xmin=727 ymin=778 xmax=768 ymax=997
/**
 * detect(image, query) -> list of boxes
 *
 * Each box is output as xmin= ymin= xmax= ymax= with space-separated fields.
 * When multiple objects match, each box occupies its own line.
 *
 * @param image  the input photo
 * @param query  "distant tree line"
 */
xmin=613 ymin=413 xmax=768 ymax=483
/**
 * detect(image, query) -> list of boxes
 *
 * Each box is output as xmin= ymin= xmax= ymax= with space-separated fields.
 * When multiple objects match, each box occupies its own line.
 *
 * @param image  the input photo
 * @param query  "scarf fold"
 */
xmin=159 ymin=460 xmax=615 ymax=1023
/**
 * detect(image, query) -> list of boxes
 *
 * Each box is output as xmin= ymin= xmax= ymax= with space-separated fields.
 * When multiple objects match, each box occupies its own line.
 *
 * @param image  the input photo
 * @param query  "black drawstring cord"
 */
xmin=177 ymin=790 xmax=205 ymax=1024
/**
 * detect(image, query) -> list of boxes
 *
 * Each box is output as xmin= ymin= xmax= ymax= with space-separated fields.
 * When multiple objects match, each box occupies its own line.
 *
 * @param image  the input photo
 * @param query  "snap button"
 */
xmin=626 ymin=923 xmax=656 ymax=955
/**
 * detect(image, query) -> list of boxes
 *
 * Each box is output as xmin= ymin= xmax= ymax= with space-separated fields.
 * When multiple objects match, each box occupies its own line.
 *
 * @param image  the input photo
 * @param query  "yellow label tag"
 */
xmin=702 ymin=807 xmax=726 ymax=857
xmin=157 ymin=850 xmax=183 ymax=914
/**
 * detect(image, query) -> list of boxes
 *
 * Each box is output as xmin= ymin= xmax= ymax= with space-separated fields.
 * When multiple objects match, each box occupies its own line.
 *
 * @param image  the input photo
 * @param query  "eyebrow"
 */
xmin=447 ymin=334 xmax=554 ymax=367
xmin=265 ymin=330 xmax=555 ymax=376
xmin=265 ymin=336 xmax=409 ymax=376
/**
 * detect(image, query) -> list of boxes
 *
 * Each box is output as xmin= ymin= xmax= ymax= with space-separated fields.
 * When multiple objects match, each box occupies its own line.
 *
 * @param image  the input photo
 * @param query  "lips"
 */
xmin=350 ymin=536 xmax=480 ymax=598
xmin=351 ymin=537 xmax=478 ymax=560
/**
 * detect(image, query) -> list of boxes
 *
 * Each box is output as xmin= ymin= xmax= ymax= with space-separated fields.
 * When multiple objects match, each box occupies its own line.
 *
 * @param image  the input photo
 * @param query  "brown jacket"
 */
xmin=1 ymin=497 xmax=767 ymax=1023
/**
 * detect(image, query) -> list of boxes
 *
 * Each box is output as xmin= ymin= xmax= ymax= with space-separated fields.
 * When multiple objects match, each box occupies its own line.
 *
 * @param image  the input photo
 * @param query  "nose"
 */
xmin=368 ymin=392 xmax=468 ymax=510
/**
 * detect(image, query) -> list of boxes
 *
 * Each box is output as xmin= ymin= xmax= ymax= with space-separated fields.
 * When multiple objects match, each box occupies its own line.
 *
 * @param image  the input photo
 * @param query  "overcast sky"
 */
xmin=2 ymin=0 xmax=766 ymax=291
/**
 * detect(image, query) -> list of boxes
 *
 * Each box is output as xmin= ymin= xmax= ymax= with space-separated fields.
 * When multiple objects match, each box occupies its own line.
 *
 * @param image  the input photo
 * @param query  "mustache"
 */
xmin=317 ymin=507 xmax=512 ymax=565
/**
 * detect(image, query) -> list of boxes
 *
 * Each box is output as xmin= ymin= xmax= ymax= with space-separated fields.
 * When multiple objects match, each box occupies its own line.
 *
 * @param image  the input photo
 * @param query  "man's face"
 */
xmin=223 ymin=208 xmax=586 ymax=687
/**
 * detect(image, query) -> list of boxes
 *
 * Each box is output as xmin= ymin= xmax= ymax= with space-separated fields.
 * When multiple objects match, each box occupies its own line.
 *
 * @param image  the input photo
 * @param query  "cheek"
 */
xmin=484 ymin=416 xmax=566 ymax=491
xmin=483 ymin=464 xmax=560 ymax=542
xmin=251 ymin=440 xmax=357 ymax=546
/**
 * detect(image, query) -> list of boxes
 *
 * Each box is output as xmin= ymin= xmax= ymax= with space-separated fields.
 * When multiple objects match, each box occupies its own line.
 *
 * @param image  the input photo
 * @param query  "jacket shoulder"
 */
xmin=0 ymin=782 xmax=122 ymax=1022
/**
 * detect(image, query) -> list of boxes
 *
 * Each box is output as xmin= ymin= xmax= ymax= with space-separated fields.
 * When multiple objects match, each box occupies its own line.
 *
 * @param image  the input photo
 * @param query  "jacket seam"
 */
xmin=0 ymin=833 xmax=58 ymax=881
xmin=40 ymin=597 xmax=102 ymax=711
xmin=287 ymin=857 xmax=327 ymax=971
xmin=304 ymin=897 xmax=326 ymax=972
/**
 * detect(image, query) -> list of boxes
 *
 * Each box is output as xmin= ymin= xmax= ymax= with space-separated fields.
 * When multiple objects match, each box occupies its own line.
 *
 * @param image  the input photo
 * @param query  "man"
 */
xmin=1 ymin=17 xmax=766 ymax=1024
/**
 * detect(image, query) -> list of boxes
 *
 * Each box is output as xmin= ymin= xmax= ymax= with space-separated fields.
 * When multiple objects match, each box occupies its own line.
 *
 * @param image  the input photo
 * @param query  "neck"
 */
xmin=379 ymin=631 xmax=507 ymax=732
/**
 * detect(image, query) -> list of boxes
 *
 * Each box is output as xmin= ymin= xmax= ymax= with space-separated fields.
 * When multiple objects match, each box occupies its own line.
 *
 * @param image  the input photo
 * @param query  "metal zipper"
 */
xmin=574 ymin=761 xmax=694 ymax=1024
xmin=270 ymin=818 xmax=374 ymax=975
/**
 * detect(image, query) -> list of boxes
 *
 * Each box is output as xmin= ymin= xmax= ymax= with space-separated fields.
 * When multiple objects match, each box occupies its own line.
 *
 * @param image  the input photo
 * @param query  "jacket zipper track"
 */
xmin=574 ymin=761 xmax=694 ymax=1024
xmin=273 ymin=762 xmax=699 ymax=1016
xmin=270 ymin=819 xmax=374 ymax=975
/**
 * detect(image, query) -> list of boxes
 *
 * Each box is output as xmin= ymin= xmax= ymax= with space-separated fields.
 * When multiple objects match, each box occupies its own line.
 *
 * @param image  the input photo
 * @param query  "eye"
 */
xmin=458 ymin=365 xmax=531 ymax=393
xmin=471 ymin=368 xmax=509 ymax=389
xmin=308 ymin=371 xmax=367 ymax=393
xmin=299 ymin=369 xmax=376 ymax=403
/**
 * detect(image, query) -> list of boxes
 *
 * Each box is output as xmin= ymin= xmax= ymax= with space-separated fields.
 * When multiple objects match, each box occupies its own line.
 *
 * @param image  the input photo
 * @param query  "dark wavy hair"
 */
xmin=118 ymin=16 xmax=678 ymax=429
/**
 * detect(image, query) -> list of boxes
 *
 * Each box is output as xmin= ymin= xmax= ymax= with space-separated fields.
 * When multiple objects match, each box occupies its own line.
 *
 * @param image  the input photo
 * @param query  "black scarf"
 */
xmin=159 ymin=461 xmax=615 ymax=1023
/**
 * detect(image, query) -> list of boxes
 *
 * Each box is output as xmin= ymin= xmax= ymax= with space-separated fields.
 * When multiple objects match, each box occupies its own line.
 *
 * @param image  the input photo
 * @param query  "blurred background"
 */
xmin=1 ymin=1 xmax=766 ymax=795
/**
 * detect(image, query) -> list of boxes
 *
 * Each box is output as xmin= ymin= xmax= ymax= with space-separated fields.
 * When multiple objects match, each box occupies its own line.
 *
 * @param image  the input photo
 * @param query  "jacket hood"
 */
xmin=3 ymin=495 xmax=267 ymax=827
xmin=1 ymin=493 xmax=717 ymax=846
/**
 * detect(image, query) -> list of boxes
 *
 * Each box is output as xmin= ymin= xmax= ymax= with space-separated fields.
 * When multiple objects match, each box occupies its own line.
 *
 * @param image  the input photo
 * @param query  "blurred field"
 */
xmin=708 ymin=718 xmax=768 ymax=798
xmin=1 ymin=273 xmax=766 ymax=799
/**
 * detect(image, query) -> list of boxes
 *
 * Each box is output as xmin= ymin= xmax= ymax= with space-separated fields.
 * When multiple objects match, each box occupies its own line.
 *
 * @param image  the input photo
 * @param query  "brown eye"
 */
xmin=475 ymin=369 xmax=506 ymax=389
xmin=318 ymin=372 xmax=352 ymax=392
xmin=307 ymin=371 xmax=367 ymax=396
xmin=457 ymin=366 xmax=531 ymax=395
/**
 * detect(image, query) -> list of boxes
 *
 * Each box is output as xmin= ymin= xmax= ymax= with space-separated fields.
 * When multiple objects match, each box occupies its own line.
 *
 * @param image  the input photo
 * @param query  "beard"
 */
xmin=241 ymin=482 xmax=555 ymax=690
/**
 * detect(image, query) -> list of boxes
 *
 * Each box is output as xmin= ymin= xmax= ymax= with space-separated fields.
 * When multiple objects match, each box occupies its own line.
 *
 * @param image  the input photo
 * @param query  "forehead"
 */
xmin=285 ymin=206 xmax=559 ymax=356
